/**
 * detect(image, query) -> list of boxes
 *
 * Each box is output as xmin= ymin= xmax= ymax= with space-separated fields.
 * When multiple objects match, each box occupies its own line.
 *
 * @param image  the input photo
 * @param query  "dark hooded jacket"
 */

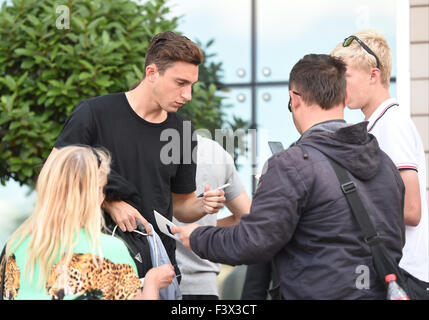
xmin=190 ymin=121 xmax=405 ymax=300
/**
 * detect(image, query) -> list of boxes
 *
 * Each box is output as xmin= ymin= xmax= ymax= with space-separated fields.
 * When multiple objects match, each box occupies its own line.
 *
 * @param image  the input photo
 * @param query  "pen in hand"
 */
xmin=196 ymin=183 xmax=231 ymax=198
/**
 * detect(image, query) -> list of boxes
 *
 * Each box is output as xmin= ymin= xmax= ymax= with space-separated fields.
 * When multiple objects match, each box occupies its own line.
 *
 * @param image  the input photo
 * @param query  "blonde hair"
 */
xmin=331 ymin=29 xmax=393 ymax=88
xmin=6 ymin=145 xmax=111 ymax=287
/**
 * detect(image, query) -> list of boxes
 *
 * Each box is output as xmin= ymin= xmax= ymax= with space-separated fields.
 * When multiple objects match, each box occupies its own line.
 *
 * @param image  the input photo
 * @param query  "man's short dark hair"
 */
xmin=143 ymin=31 xmax=203 ymax=78
xmin=289 ymin=54 xmax=347 ymax=110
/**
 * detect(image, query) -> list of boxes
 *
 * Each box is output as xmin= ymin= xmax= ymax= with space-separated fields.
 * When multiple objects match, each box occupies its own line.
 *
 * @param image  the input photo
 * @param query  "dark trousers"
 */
xmin=241 ymin=262 xmax=272 ymax=300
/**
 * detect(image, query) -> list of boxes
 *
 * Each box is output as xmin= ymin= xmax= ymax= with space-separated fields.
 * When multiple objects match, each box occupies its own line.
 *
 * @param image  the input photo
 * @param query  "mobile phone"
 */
xmin=268 ymin=141 xmax=284 ymax=155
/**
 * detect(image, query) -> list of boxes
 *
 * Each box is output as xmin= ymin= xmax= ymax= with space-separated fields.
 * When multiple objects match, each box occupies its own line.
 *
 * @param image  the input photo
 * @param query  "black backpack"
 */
xmin=104 ymin=219 xmax=153 ymax=280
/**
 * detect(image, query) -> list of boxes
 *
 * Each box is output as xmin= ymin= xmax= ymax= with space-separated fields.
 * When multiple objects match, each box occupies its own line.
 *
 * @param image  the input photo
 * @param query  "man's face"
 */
xmin=344 ymin=59 xmax=371 ymax=110
xmin=152 ymin=61 xmax=199 ymax=113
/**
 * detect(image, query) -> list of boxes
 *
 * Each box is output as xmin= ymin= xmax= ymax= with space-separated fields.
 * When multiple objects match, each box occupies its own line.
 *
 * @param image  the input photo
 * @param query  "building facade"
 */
xmin=410 ymin=0 xmax=429 ymax=203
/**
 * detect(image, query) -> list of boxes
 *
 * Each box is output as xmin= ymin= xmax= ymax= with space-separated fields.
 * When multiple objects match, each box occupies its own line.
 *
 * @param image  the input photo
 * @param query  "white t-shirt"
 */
xmin=173 ymin=135 xmax=245 ymax=296
xmin=367 ymin=98 xmax=429 ymax=281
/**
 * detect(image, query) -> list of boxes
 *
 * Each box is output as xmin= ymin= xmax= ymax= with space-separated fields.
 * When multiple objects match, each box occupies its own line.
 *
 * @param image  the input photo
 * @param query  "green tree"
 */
xmin=0 ymin=0 xmax=248 ymax=187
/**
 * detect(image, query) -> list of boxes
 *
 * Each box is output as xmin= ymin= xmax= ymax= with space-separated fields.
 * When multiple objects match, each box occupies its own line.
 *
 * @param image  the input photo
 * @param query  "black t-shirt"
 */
xmin=54 ymin=92 xmax=197 ymax=266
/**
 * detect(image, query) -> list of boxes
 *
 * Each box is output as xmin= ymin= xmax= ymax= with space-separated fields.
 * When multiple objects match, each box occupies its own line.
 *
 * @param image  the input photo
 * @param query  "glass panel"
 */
xmin=256 ymin=86 xmax=300 ymax=174
xmin=168 ymin=0 xmax=251 ymax=84
xmin=256 ymin=0 xmax=397 ymax=83
xmin=344 ymin=107 xmax=365 ymax=124
xmin=389 ymin=82 xmax=397 ymax=101
xmin=0 ymin=181 xmax=35 ymax=248
xmin=216 ymin=88 xmax=253 ymax=218
xmin=220 ymin=87 xmax=253 ymax=190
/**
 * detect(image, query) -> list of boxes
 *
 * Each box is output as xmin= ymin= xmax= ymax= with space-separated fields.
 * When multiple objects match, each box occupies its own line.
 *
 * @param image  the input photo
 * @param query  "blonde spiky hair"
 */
xmin=331 ymin=29 xmax=393 ymax=89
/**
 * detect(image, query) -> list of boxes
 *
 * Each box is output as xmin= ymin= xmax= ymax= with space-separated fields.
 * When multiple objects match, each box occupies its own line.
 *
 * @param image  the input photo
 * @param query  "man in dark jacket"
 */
xmin=172 ymin=54 xmax=405 ymax=299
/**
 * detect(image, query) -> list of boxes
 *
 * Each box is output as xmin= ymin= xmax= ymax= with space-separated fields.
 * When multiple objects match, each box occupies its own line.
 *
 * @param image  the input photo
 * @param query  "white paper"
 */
xmin=153 ymin=210 xmax=181 ymax=242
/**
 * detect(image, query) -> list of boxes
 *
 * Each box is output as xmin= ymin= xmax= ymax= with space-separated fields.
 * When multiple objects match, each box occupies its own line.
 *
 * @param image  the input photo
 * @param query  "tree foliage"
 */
xmin=0 ymin=0 xmax=248 ymax=187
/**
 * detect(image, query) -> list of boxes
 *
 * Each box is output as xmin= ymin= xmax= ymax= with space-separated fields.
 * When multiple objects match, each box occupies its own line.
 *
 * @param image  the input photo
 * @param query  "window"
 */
xmin=170 ymin=0 xmax=403 ymax=204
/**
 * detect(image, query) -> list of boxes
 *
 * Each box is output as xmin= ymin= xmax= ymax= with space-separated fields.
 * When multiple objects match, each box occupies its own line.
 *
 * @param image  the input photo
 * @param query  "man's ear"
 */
xmin=145 ymin=63 xmax=159 ymax=82
xmin=292 ymin=91 xmax=302 ymax=111
xmin=369 ymin=68 xmax=381 ymax=85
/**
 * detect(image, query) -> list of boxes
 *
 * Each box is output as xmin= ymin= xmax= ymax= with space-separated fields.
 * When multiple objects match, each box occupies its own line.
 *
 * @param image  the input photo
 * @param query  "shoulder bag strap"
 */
xmin=326 ymin=157 xmax=401 ymax=284
xmin=327 ymin=159 xmax=380 ymax=245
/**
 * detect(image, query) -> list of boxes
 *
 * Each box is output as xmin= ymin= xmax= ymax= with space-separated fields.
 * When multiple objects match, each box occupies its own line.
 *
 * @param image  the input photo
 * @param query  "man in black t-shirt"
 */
xmin=51 ymin=31 xmax=226 ymax=273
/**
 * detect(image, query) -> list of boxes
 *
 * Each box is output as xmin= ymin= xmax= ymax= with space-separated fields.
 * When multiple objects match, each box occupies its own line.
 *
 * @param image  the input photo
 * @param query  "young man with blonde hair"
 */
xmin=332 ymin=29 xmax=429 ymax=282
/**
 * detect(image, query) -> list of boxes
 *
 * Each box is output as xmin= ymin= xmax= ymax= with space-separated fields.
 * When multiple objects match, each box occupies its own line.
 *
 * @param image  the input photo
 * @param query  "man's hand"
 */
xmin=171 ymin=224 xmax=200 ymax=250
xmin=201 ymin=185 xmax=225 ymax=214
xmin=145 ymin=264 xmax=176 ymax=289
xmin=136 ymin=264 xmax=175 ymax=300
xmin=172 ymin=186 xmax=226 ymax=223
xmin=103 ymin=200 xmax=151 ymax=233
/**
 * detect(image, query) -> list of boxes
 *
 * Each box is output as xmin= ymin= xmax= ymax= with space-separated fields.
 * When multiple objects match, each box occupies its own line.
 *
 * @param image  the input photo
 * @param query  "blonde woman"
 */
xmin=0 ymin=145 xmax=174 ymax=300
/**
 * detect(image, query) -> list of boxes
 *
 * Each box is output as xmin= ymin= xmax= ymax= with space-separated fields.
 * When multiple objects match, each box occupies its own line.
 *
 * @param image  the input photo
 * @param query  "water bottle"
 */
xmin=385 ymin=273 xmax=410 ymax=300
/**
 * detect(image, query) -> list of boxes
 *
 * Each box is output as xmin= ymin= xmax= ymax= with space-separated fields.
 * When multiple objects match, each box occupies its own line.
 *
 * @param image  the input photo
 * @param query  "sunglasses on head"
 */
xmin=288 ymin=91 xmax=301 ymax=112
xmin=343 ymin=35 xmax=381 ymax=69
